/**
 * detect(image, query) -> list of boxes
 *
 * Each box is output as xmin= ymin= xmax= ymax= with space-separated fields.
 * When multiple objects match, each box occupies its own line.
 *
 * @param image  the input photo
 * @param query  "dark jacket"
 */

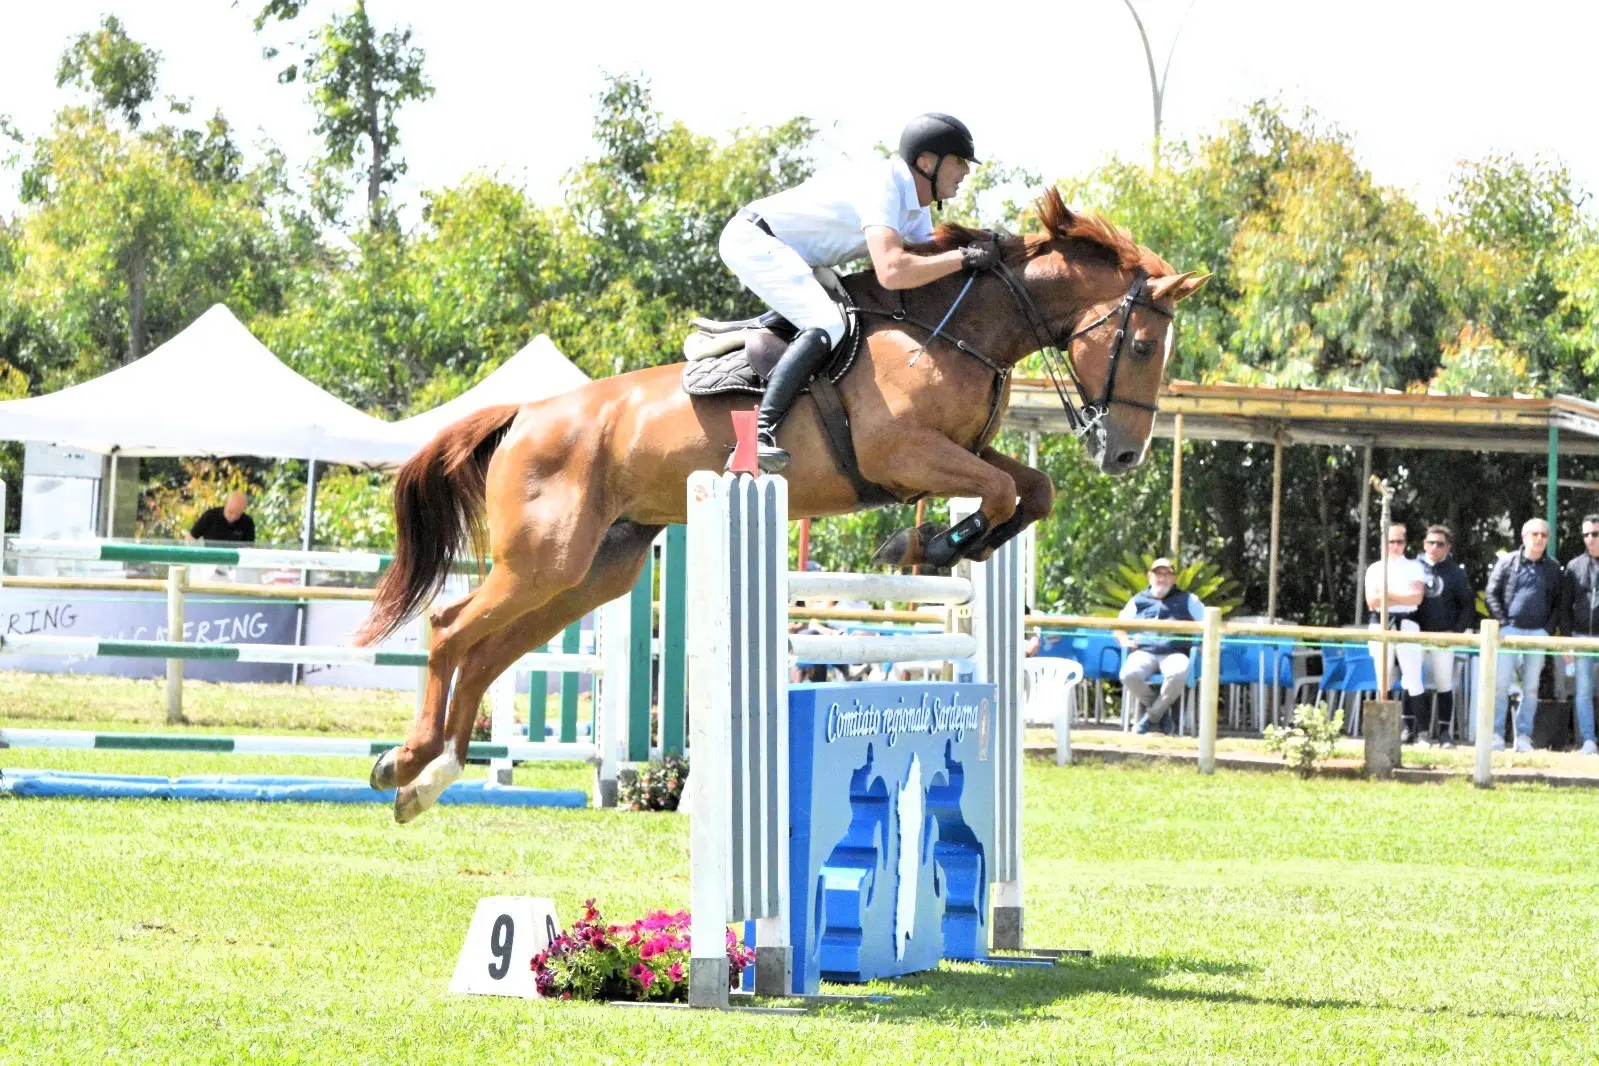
xmin=1564 ymin=553 xmax=1599 ymax=635
xmin=1485 ymin=549 xmax=1562 ymax=631
xmin=1122 ymin=588 xmax=1202 ymax=657
xmin=1413 ymin=553 xmax=1475 ymax=632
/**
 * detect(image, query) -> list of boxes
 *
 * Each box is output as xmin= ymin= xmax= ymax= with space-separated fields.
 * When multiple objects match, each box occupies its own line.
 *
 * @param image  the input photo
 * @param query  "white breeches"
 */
xmin=1424 ymin=646 xmax=1456 ymax=693
xmin=719 ymin=216 xmax=848 ymax=347
xmin=1368 ymin=617 xmax=1426 ymax=697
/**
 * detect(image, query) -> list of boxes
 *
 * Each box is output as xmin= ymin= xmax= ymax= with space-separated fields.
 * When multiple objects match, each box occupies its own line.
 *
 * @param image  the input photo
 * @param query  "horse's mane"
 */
xmin=906 ymin=187 xmax=1174 ymax=277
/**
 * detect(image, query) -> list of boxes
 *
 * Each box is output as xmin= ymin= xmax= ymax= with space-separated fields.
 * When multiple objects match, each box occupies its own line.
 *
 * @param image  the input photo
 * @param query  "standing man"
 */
xmin=1562 ymin=513 xmax=1599 ymax=755
xmin=1365 ymin=522 xmax=1428 ymax=743
xmin=186 ymin=490 xmax=255 ymax=544
xmin=1484 ymin=518 xmax=1563 ymax=752
xmin=719 ymin=114 xmax=994 ymax=473
xmin=1117 ymin=558 xmax=1205 ymax=735
xmin=1412 ymin=525 xmax=1474 ymax=747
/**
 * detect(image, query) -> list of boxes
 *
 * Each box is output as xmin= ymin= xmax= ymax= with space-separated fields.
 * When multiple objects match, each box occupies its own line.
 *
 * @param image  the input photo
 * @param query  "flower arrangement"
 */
xmin=471 ymin=711 xmax=491 ymax=742
xmin=531 ymin=899 xmax=754 ymax=1002
xmin=618 ymin=755 xmax=688 ymax=812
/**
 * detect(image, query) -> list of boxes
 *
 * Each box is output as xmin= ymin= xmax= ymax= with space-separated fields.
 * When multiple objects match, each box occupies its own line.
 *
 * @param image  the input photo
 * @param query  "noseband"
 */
xmin=994 ymin=263 xmax=1172 ymax=438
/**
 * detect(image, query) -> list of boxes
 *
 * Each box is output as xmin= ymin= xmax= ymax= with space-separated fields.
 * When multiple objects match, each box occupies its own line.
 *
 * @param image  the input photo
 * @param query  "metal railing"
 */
xmin=1024 ymin=611 xmax=1599 ymax=788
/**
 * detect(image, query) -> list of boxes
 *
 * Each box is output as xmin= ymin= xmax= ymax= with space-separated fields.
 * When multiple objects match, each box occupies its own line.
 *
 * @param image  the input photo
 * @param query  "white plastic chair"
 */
xmin=1023 ymin=657 xmax=1084 ymax=766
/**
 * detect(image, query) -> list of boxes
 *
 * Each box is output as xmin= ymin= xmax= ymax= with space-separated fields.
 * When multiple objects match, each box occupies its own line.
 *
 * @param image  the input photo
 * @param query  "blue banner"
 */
xmin=787 ymin=680 xmax=997 ymax=994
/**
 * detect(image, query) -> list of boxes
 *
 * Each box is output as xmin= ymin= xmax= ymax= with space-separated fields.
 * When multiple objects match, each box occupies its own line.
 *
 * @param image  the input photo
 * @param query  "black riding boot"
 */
xmin=1433 ymin=691 xmax=1455 ymax=743
xmin=752 ymin=327 xmax=833 ymax=474
xmin=1409 ymin=691 xmax=1433 ymax=742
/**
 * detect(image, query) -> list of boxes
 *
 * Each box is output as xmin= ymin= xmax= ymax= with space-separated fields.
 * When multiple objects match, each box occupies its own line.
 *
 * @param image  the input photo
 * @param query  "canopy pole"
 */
xmin=1548 ymin=424 xmax=1560 ymax=558
xmin=1169 ymin=413 xmax=1184 ymax=559
xmin=1267 ymin=429 xmax=1284 ymax=623
xmin=1355 ymin=442 xmax=1372 ymax=625
xmin=300 ymin=458 xmax=319 ymax=552
xmin=291 ymin=459 xmax=320 ymax=685
xmin=104 ymin=449 xmax=118 ymax=538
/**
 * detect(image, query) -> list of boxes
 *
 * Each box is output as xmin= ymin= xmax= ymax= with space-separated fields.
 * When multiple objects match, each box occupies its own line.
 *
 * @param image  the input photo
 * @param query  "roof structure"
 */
xmin=1007 ymin=380 xmax=1599 ymax=455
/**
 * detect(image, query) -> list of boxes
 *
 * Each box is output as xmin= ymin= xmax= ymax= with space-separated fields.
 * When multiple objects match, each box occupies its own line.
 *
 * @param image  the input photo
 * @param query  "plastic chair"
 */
xmin=1022 ymin=657 xmax=1083 ymax=766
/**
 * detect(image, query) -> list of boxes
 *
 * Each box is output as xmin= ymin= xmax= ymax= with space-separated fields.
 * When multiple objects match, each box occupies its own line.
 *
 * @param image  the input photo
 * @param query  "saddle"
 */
xmin=680 ymin=268 xmax=863 ymax=396
xmin=679 ymin=268 xmax=894 ymax=506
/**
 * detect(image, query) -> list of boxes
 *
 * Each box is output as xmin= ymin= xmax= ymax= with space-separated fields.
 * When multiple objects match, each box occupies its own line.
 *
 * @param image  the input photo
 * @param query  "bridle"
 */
xmin=993 ymin=261 xmax=1172 ymax=438
xmin=855 ymin=255 xmax=1174 ymax=443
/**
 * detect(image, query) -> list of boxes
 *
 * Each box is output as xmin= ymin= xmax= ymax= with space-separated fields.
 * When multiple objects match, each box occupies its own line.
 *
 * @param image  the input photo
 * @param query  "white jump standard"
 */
xmin=684 ymin=471 xmax=1032 ymax=1009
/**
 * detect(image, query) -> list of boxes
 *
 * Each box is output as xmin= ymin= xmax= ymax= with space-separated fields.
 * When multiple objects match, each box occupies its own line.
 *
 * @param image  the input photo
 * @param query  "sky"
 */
xmin=2 ymin=0 xmax=1596 ymax=223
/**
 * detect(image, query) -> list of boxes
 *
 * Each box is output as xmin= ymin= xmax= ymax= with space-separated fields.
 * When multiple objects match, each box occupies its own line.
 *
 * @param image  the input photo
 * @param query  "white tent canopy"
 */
xmin=390 ymin=335 xmax=589 ymax=450
xmin=0 ymin=304 xmax=409 ymax=465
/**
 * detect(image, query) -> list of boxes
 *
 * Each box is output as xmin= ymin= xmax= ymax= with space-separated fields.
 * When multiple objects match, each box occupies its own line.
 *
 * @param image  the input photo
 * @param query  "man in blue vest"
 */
xmin=1116 ymin=558 xmax=1206 ymax=734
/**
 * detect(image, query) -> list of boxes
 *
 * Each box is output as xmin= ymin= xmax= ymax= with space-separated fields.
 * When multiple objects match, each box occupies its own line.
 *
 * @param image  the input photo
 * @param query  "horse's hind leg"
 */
xmin=392 ymin=520 xmax=664 ymax=823
xmin=369 ymin=586 xmax=484 ymax=792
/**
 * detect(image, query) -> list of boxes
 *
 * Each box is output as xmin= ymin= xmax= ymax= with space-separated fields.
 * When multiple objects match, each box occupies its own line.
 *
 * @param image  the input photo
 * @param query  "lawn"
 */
xmin=4 ymin=673 xmax=1599 ymax=1063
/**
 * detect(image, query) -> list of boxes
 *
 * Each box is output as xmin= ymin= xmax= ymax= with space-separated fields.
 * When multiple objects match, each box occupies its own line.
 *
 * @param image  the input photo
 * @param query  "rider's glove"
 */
xmin=960 ymin=240 xmax=1002 ymax=272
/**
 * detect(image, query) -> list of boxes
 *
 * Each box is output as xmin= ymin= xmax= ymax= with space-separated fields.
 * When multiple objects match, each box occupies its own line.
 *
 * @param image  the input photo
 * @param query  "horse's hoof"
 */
xmin=394 ymin=785 xmax=425 ymax=824
xmin=370 ymin=748 xmax=399 ymax=791
xmin=872 ymin=523 xmax=943 ymax=567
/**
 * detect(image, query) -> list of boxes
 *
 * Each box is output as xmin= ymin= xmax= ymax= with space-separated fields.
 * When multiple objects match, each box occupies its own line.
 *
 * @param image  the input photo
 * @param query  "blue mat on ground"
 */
xmin=0 ymin=768 xmax=587 ymax=807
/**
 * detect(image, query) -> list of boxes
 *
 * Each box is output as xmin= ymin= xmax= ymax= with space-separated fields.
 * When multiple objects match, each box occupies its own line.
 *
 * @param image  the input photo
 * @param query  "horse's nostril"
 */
xmin=1116 ymin=449 xmax=1136 ymax=466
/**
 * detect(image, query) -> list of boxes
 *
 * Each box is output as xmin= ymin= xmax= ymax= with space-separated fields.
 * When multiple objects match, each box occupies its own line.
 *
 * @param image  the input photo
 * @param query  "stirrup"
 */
xmin=756 ymin=442 xmax=791 ymax=474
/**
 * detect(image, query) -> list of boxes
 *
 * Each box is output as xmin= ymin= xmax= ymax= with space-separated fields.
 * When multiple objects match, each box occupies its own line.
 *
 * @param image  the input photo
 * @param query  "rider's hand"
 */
xmin=960 ymin=240 xmax=1001 ymax=272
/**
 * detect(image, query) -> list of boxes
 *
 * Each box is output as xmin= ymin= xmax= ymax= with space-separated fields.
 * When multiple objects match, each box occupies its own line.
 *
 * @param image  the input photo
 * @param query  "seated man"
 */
xmin=1116 ymin=558 xmax=1205 ymax=734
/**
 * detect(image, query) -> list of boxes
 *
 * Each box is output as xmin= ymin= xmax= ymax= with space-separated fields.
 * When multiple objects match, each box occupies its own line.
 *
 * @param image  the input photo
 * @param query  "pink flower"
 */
xmin=631 ymin=963 xmax=656 ymax=991
xmin=668 ymin=962 xmax=684 ymax=982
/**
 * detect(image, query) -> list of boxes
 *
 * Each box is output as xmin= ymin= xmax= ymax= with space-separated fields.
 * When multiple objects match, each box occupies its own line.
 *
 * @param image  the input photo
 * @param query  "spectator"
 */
xmin=1562 ymin=513 xmax=1599 ymax=756
xmin=187 ymin=490 xmax=255 ymax=544
xmin=1412 ymin=524 xmax=1474 ymax=748
xmin=1364 ymin=522 xmax=1428 ymax=743
xmin=1485 ymin=517 xmax=1563 ymax=752
xmin=1116 ymin=558 xmax=1204 ymax=735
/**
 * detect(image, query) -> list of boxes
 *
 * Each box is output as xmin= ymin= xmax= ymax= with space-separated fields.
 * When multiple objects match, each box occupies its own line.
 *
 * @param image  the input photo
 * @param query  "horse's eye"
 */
xmin=1133 ymin=338 xmax=1154 ymax=358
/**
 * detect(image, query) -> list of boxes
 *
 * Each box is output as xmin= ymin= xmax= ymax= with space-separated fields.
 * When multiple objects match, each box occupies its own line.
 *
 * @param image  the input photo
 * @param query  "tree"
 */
xmin=56 ymin=15 xmax=161 ymax=129
xmin=540 ymin=73 xmax=816 ymax=372
xmin=254 ymin=0 xmax=434 ymax=230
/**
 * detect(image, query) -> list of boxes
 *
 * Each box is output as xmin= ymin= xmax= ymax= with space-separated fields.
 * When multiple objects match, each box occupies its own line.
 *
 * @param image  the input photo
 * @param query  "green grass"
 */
xmin=0 ymin=669 xmax=594 ymax=740
xmin=5 ymin=673 xmax=1599 ymax=1062
xmin=5 ymin=751 xmax=1599 ymax=1064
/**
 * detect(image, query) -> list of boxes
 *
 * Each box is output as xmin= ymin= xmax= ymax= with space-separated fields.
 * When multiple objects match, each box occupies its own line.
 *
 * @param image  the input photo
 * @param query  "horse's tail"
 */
xmin=354 ymin=404 xmax=522 ymax=646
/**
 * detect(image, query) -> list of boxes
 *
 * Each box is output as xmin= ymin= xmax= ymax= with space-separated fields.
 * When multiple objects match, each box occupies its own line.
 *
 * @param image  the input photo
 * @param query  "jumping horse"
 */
xmin=358 ymin=188 xmax=1209 ymax=822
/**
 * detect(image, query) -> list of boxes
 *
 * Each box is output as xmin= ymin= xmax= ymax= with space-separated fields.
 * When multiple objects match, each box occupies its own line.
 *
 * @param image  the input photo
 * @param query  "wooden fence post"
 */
xmin=1198 ymin=606 xmax=1222 ymax=774
xmin=1475 ymin=620 xmax=1499 ymax=789
xmin=165 ymin=565 xmax=186 ymax=724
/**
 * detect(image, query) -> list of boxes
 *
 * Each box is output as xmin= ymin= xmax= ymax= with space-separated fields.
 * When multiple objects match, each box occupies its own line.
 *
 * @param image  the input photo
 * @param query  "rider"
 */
xmin=718 ymin=113 xmax=999 ymax=473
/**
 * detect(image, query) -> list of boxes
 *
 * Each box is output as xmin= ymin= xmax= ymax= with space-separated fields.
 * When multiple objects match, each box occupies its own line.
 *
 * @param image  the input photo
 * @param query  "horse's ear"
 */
xmin=1035 ymin=187 xmax=1073 ymax=235
xmin=1148 ymin=271 xmax=1212 ymax=303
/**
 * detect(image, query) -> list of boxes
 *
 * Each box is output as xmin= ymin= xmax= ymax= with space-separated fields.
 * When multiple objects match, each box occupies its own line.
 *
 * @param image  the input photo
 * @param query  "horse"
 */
xmin=357 ymin=188 xmax=1209 ymax=822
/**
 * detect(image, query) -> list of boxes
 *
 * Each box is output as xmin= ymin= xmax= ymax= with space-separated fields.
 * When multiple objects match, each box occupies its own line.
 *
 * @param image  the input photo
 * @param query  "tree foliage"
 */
xmin=3 ymin=27 xmax=1598 ymax=624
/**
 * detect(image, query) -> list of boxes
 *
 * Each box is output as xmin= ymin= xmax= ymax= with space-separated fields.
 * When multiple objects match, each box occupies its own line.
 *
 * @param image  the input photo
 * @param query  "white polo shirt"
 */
xmin=744 ymin=156 xmax=933 ymax=268
xmin=1365 ymin=556 xmax=1427 ymax=615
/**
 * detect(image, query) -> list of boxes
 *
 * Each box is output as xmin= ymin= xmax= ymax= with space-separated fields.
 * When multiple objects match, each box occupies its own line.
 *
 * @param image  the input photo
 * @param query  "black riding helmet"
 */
xmin=899 ymin=113 xmax=979 ymax=181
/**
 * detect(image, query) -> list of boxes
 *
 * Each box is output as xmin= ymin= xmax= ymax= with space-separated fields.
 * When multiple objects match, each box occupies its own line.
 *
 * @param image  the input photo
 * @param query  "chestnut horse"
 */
xmin=358 ymin=188 xmax=1208 ymax=822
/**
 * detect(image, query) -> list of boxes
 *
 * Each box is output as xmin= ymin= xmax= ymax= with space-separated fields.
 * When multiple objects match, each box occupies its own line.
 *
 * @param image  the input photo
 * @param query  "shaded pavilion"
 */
xmin=1006 ymin=379 xmax=1599 ymax=621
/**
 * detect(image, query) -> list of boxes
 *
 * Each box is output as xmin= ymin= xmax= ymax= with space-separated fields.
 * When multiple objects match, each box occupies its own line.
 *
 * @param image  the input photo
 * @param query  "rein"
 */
xmin=855 ymin=257 xmax=1173 ymax=441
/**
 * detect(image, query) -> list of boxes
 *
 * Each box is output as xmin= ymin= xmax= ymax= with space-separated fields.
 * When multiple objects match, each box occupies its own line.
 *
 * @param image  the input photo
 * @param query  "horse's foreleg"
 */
xmin=860 ymin=431 xmax=1017 ymax=569
xmin=961 ymin=447 xmax=1055 ymax=563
